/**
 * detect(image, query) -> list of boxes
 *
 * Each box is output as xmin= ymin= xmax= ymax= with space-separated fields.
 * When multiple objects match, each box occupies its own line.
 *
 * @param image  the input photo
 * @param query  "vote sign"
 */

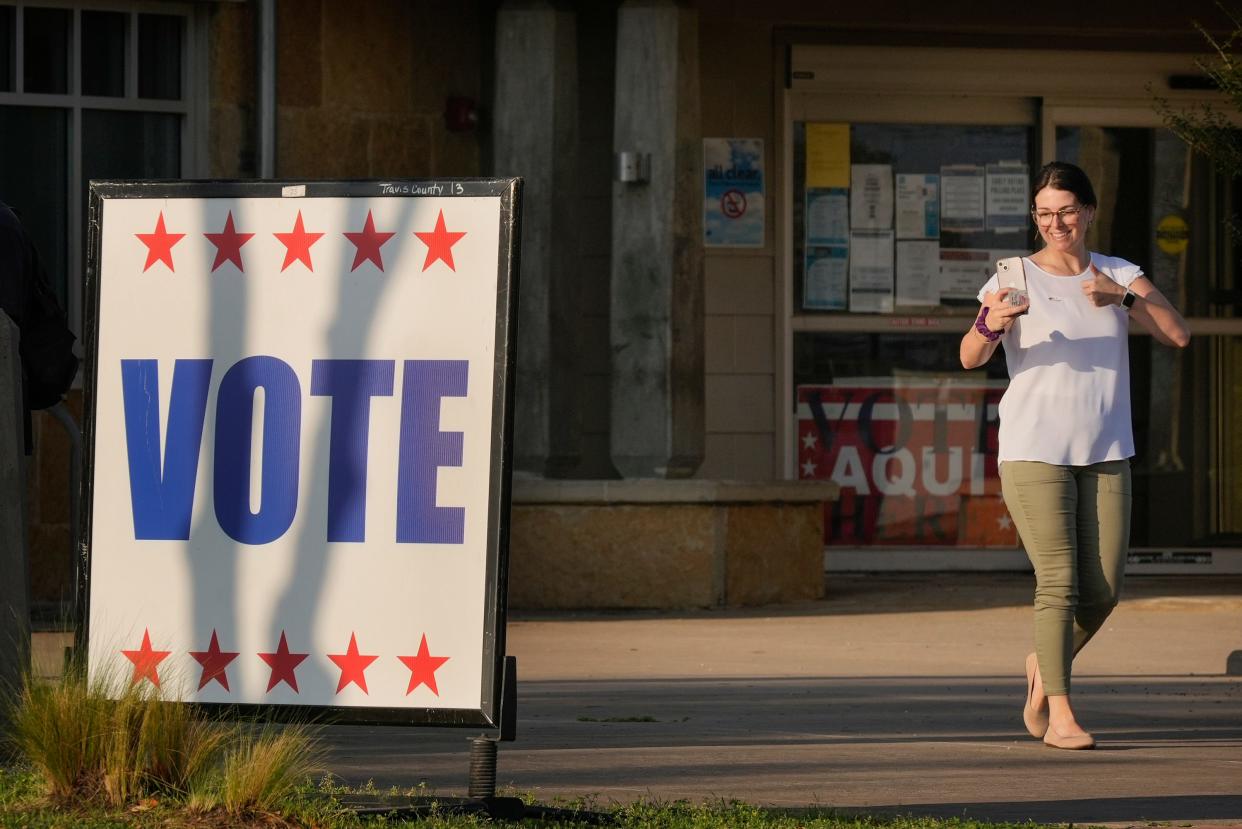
xmin=82 ymin=180 xmax=520 ymax=726
xmin=796 ymin=378 xmax=1018 ymax=549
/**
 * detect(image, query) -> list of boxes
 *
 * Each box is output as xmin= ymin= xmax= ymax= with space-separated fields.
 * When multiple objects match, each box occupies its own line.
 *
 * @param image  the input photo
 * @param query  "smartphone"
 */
xmin=996 ymin=256 xmax=1029 ymax=307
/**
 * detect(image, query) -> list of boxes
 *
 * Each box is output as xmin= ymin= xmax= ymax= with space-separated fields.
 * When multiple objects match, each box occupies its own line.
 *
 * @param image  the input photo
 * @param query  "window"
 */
xmin=0 ymin=2 xmax=197 ymax=333
xmin=790 ymin=117 xmax=1037 ymax=551
xmin=794 ymin=122 xmax=1037 ymax=315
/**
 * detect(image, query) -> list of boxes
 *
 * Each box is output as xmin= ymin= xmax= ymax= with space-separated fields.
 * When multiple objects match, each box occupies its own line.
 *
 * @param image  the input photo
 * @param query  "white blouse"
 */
xmin=977 ymin=253 xmax=1143 ymax=466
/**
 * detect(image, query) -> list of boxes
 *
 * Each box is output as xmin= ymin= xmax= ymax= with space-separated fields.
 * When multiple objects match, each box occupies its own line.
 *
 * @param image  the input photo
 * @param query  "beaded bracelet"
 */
xmin=974 ymin=307 xmax=1002 ymax=342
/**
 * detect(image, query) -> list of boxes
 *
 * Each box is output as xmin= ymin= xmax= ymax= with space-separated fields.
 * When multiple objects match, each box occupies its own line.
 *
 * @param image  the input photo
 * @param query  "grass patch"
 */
xmin=0 ymin=768 xmax=1097 ymax=829
xmin=2 ymin=663 xmax=321 ymax=823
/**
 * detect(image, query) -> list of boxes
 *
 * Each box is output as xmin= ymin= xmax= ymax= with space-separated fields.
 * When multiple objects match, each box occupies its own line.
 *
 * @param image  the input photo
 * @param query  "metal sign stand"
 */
xmin=468 ymin=655 xmax=518 ymax=799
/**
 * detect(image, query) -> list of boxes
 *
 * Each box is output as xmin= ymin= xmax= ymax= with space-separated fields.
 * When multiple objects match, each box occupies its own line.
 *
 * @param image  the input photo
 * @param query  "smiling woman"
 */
xmin=959 ymin=161 xmax=1190 ymax=751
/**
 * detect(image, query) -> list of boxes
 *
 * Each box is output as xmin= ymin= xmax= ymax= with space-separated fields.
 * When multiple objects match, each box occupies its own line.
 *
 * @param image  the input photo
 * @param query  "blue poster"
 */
xmin=804 ymin=246 xmax=848 ymax=310
xmin=704 ymin=138 xmax=764 ymax=247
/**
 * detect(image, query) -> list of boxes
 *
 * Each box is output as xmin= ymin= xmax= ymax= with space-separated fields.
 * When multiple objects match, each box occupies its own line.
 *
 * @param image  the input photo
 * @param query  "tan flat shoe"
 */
xmin=1023 ymin=652 xmax=1049 ymax=739
xmin=1043 ymin=727 xmax=1095 ymax=750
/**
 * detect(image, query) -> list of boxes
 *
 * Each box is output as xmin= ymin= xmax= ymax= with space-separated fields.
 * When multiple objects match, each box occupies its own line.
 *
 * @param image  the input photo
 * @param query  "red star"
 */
xmin=258 ymin=631 xmax=309 ymax=693
xmin=135 ymin=213 xmax=185 ymax=272
xmin=397 ymin=634 xmax=450 ymax=696
xmin=273 ymin=211 xmax=324 ymax=272
xmin=203 ymin=212 xmax=255 ymax=273
xmin=413 ymin=209 xmax=466 ymax=272
xmin=121 ymin=629 xmax=171 ymax=687
xmin=343 ymin=211 xmax=396 ymax=272
xmin=327 ymin=632 xmax=379 ymax=694
xmin=189 ymin=629 xmax=240 ymax=692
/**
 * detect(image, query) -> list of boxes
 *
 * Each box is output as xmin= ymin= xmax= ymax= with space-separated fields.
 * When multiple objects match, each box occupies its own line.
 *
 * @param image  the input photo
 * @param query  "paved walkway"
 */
xmin=326 ymin=574 xmax=1242 ymax=825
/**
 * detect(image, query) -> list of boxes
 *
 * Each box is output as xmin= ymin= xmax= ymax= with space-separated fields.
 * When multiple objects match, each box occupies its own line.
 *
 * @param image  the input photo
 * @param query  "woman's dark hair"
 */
xmin=1031 ymin=161 xmax=1097 ymax=208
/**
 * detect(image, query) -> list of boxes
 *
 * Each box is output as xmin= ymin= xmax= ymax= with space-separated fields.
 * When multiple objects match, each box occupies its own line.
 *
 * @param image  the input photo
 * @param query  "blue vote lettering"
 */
xmin=213 ymin=356 xmax=302 ymax=545
xmin=396 ymin=360 xmax=468 ymax=544
xmin=121 ymin=359 xmax=213 ymax=540
xmin=310 ymin=359 xmax=395 ymax=542
xmin=119 ymin=357 xmax=469 ymax=545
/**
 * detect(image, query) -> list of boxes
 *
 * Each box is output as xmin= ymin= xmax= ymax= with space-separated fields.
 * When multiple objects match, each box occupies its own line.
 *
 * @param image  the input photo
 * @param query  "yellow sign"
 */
xmin=805 ymin=123 xmax=850 ymax=189
xmin=1156 ymin=214 xmax=1189 ymax=255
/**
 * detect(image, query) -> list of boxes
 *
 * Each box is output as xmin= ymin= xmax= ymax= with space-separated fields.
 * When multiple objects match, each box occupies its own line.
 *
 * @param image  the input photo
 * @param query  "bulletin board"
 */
xmin=798 ymin=122 xmax=1033 ymax=314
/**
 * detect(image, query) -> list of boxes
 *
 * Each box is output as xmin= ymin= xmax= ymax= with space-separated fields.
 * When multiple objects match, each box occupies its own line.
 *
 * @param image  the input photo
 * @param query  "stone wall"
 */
xmin=207 ymin=2 xmax=255 ymax=178
xmin=508 ymin=480 xmax=837 ymax=609
xmin=208 ymin=0 xmax=486 ymax=180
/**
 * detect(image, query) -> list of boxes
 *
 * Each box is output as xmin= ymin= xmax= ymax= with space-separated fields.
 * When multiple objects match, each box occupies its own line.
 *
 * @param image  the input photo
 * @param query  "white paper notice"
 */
xmin=896 ymin=174 xmax=940 ymax=239
xmin=806 ymin=188 xmax=849 ymax=246
xmin=848 ymin=229 xmax=894 ymax=312
xmin=941 ymin=165 xmax=986 ymax=233
xmin=850 ymin=164 xmax=893 ymax=230
xmin=804 ymin=247 xmax=848 ymax=310
xmin=896 ymin=240 xmax=940 ymax=306
xmin=939 ymin=248 xmax=993 ymax=299
xmin=986 ymin=162 xmax=1029 ymax=233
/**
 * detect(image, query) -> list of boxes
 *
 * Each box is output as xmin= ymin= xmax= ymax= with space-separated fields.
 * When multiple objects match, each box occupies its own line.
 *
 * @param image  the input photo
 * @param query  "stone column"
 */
xmin=493 ymin=1 xmax=581 ymax=478
xmin=609 ymin=0 xmax=704 ymax=478
xmin=0 ymin=313 xmax=29 ymax=711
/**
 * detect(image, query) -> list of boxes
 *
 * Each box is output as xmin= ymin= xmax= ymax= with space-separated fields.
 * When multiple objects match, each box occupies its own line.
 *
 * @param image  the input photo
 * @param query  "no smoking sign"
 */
xmin=720 ymin=188 xmax=747 ymax=219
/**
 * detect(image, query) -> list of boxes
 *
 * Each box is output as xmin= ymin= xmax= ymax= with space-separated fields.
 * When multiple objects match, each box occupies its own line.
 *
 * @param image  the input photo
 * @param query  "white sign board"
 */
xmin=83 ymin=180 xmax=520 ymax=726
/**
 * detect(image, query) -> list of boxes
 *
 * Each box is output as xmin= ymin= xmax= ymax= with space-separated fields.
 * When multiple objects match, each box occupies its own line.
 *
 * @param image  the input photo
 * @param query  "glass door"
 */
xmin=1046 ymin=112 xmax=1242 ymax=555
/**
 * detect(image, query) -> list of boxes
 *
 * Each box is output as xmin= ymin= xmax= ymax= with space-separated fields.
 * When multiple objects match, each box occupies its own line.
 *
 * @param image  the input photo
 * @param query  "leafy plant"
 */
xmin=1154 ymin=4 xmax=1242 ymax=233
xmin=1155 ymin=6 xmax=1242 ymax=175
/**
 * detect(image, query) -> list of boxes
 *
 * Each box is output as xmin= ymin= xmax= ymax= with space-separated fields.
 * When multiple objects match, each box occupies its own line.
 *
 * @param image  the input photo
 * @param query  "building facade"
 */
xmin=4 ymin=0 xmax=1240 ymax=611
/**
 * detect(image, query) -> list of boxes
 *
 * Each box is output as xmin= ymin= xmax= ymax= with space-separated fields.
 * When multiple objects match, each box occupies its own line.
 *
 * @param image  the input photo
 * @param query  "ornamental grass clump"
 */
xmin=188 ymin=724 xmax=320 ymax=816
xmin=95 ymin=685 xmax=230 ymax=806
xmin=6 ymin=663 xmax=320 ymax=817
xmin=8 ymin=664 xmax=134 ymax=803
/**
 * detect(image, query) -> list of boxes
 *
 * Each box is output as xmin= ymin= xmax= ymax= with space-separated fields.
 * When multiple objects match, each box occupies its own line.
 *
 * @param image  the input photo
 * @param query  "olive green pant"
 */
xmin=1000 ymin=459 xmax=1131 ymax=695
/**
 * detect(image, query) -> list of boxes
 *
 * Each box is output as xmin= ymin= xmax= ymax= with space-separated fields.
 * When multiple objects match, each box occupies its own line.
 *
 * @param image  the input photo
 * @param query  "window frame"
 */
xmin=0 ymin=0 xmax=208 ymax=338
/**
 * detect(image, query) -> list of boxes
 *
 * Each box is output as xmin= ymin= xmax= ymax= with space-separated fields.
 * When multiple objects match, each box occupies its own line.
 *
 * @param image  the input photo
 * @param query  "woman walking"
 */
xmin=960 ymin=162 xmax=1190 ymax=749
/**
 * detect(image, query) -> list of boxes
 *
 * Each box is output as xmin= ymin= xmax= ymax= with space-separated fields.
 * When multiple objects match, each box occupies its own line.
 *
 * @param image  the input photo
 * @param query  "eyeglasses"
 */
xmin=1031 ymin=205 xmax=1086 ymax=226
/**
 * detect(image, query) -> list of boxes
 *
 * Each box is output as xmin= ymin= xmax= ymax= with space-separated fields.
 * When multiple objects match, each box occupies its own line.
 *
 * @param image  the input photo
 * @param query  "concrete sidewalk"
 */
xmin=327 ymin=573 xmax=1242 ymax=825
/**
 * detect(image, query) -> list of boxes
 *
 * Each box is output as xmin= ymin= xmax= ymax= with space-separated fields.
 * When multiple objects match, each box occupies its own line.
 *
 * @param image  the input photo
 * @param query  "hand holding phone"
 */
xmin=997 ymin=257 xmax=1029 ymax=311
